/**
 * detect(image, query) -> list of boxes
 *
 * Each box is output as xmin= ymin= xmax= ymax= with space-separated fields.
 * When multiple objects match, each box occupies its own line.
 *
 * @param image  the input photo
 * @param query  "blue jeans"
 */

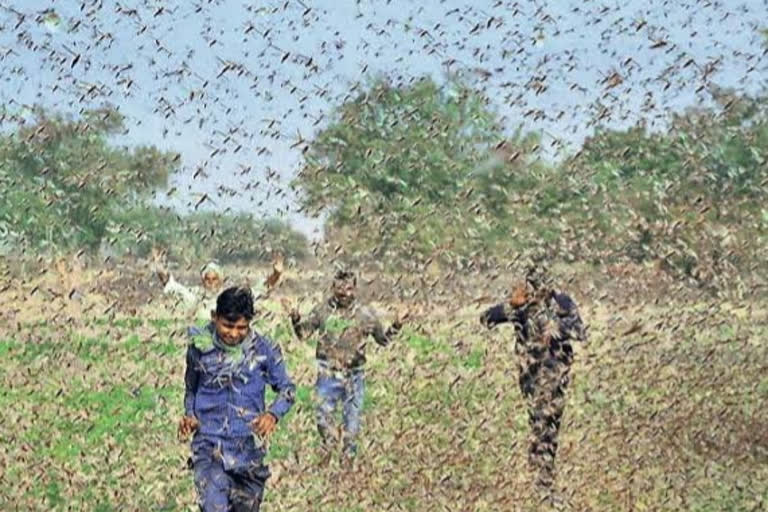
xmin=315 ymin=366 xmax=365 ymax=456
xmin=191 ymin=437 xmax=270 ymax=512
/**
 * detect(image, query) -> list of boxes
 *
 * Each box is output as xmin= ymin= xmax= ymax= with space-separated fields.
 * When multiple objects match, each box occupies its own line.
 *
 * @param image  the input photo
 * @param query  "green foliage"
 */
xmin=294 ymin=76 xmax=766 ymax=282
xmin=566 ymin=89 xmax=768 ymax=282
xmin=0 ymin=106 xmax=177 ymax=252
xmin=293 ymin=76 xmax=544 ymax=262
xmin=0 ymin=107 xmax=310 ymax=262
xmin=297 ymin=78 xmax=495 ymax=213
xmin=106 ymin=206 xmax=309 ymax=264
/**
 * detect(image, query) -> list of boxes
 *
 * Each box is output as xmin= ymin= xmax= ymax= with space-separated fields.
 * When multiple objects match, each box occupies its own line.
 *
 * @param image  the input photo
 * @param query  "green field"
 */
xmin=1 ymin=288 xmax=766 ymax=511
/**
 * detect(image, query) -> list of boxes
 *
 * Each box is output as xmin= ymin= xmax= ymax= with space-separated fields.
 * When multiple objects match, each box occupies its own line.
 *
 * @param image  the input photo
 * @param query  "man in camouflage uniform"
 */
xmin=480 ymin=259 xmax=587 ymax=495
xmin=286 ymin=269 xmax=407 ymax=461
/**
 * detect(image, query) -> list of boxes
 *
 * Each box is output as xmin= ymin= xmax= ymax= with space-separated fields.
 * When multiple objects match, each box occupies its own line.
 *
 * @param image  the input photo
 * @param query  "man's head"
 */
xmin=524 ymin=248 xmax=552 ymax=291
xmin=211 ymin=286 xmax=254 ymax=346
xmin=200 ymin=262 xmax=223 ymax=292
xmin=331 ymin=269 xmax=356 ymax=307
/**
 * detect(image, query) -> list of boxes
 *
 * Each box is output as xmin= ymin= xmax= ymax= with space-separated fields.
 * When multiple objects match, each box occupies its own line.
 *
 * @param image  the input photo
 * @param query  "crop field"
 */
xmin=1 ymin=264 xmax=766 ymax=511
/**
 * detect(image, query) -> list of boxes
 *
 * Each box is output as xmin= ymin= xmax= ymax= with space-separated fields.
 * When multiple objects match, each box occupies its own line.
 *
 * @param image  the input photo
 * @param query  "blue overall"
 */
xmin=184 ymin=324 xmax=295 ymax=511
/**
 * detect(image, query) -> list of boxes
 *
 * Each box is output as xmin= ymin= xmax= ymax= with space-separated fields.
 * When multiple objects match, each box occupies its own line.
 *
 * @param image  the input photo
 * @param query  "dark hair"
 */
xmin=333 ymin=269 xmax=356 ymax=283
xmin=215 ymin=286 xmax=255 ymax=321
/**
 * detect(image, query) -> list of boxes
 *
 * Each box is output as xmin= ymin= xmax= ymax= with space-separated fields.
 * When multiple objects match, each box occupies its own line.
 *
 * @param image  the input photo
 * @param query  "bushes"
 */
xmin=101 ymin=207 xmax=309 ymax=264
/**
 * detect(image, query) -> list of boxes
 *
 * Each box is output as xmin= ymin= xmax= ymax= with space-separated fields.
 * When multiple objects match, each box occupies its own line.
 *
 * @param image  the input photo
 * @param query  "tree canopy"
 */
xmin=294 ymin=77 xmax=767 ymax=284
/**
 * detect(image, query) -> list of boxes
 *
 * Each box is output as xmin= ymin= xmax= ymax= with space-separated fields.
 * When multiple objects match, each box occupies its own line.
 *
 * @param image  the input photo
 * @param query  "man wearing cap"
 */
xmin=284 ymin=269 xmax=408 ymax=462
xmin=479 ymin=256 xmax=588 ymax=497
xmin=155 ymin=254 xmax=284 ymax=323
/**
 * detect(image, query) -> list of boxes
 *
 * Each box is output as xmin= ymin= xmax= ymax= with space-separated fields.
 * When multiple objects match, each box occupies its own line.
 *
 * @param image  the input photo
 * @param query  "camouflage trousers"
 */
xmin=517 ymin=353 xmax=571 ymax=490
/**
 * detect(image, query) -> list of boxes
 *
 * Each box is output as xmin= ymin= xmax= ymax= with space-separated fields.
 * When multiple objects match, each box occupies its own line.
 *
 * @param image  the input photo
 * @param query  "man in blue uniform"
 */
xmin=178 ymin=286 xmax=296 ymax=511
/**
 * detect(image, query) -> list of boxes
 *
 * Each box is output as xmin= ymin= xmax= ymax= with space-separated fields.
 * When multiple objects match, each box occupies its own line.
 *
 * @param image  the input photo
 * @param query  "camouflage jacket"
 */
xmin=480 ymin=290 xmax=587 ymax=366
xmin=290 ymin=297 xmax=401 ymax=370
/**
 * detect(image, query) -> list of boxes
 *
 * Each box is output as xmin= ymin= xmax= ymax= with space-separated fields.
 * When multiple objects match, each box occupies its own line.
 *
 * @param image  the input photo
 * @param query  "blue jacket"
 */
xmin=184 ymin=323 xmax=296 ymax=440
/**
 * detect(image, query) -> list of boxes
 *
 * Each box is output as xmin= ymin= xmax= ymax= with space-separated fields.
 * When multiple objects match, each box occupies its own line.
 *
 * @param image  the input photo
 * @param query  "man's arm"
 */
xmin=183 ymin=343 xmax=202 ymax=417
xmin=163 ymin=275 xmax=199 ymax=308
xmin=263 ymin=253 xmax=284 ymax=294
xmin=290 ymin=302 xmax=325 ymax=340
xmin=555 ymin=293 xmax=588 ymax=342
xmin=263 ymin=339 xmax=296 ymax=421
xmin=480 ymin=281 xmax=529 ymax=329
xmin=361 ymin=306 xmax=402 ymax=347
xmin=480 ymin=302 xmax=517 ymax=329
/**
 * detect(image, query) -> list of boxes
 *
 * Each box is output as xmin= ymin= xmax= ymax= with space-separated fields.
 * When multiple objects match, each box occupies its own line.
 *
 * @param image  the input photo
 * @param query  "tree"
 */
xmin=0 ymin=106 xmax=177 ymax=252
xmin=293 ymin=76 xmax=545 ymax=264
xmin=295 ymin=74 xmax=767 ymax=283
xmin=0 ymin=106 xmax=311 ymax=263
xmin=567 ymin=87 xmax=768 ymax=285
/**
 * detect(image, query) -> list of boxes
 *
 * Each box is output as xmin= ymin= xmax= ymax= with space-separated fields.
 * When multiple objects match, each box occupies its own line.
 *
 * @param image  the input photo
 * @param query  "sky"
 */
xmin=1 ymin=0 xmax=767 ymax=239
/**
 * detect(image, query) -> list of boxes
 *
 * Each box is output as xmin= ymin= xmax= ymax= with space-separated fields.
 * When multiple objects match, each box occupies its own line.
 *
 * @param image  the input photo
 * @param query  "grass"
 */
xmin=0 ymin=287 xmax=766 ymax=511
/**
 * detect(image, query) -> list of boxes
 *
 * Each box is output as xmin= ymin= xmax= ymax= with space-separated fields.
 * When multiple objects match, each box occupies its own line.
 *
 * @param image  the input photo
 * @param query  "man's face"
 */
xmin=212 ymin=314 xmax=250 ymax=346
xmin=332 ymin=278 xmax=356 ymax=306
xmin=202 ymin=271 xmax=222 ymax=292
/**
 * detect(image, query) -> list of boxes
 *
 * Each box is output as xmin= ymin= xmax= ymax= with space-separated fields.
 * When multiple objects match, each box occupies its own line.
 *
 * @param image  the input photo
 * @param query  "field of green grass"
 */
xmin=1 ymin=279 xmax=767 ymax=511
